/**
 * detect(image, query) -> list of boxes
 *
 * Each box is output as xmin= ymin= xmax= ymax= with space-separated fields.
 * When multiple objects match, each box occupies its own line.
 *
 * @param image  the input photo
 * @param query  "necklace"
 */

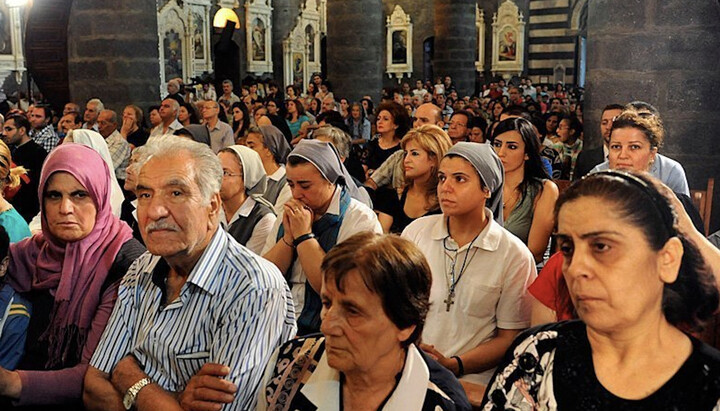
xmin=442 ymin=218 xmax=481 ymax=311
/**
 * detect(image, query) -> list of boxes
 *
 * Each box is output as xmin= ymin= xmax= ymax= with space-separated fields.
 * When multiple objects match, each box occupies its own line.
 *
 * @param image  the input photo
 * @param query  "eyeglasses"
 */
xmin=449 ymin=121 xmax=467 ymax=128
xmin=222 ymin=170 xmax=242 ymax=178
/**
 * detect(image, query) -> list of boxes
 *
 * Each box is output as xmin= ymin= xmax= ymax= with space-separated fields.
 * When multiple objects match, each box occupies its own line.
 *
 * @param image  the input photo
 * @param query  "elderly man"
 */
xmin=63 ymin=102 xmax=81 ymax=116
xmin=366 ymin=103 xmax=444 ymax=191
xmin=447 ymin=110 xmax=472 ymax=145
xmin=150 ymin=98 xmax=183 ymax=137
xmin=218 ymin=79 xmax=240 ymax=107
xmin=28 ymin=105 xmax=59 ymax=152
xmin=98 ymin=109 xmax=131 ymax=181
xmin=83 ymin=137 xmax=296 ymax=411
xmin=201 ymin=100 xmax=234 ymax=153
xmin=83 ymin=98 xmax=104 ymax=131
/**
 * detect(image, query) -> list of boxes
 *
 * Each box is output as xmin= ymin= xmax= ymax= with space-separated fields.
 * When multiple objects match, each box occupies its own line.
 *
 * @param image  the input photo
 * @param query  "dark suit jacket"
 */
xmin=573 ymin=145 xmax=605 ymax=180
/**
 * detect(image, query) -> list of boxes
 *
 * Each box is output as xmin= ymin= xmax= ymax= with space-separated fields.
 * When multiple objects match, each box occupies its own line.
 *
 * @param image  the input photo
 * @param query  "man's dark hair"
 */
xmin=602 ymin=103 xmax=625 ymax=114
xmin=450 ymin=109 xmax=473 ymax=125
xmin=501 ymin=104 xmax=529 ymax=118
xmin=470 ymin=116 xmax=488 ymax=134
xmin=66 ymin=112 xmax=82 ymax=125
xmin=7 ymin=114 xmax=30 ymax=133
xmin=34 ymin=105 xmax=52 ymax=120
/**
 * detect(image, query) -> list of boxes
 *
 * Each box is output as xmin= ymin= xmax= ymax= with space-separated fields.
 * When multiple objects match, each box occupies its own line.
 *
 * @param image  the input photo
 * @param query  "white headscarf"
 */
xmin=224 ymin=145 xmax=274 ymax=209
xmin=65 ymin=129 xmax=125 ymax=216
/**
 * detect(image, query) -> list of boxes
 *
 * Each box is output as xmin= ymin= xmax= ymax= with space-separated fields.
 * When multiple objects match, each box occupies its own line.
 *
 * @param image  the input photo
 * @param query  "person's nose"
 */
xmin=59 ymin=196 xmax=74 ymax=215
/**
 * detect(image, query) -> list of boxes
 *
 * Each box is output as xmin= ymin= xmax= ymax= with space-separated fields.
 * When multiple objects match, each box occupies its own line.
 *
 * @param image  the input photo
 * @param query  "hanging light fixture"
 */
xmin=213 ymin=8 xmax=240 ymax=29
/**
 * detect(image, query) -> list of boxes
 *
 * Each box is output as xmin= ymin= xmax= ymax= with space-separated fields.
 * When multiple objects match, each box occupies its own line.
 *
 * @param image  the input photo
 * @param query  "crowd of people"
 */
xmin=0 ymin=71 xmax=717 ymax=410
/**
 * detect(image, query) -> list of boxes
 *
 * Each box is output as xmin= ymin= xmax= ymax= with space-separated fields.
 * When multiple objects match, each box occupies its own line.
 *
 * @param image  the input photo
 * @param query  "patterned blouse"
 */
xmin=481 ymin=321 xmax=720 ymax=410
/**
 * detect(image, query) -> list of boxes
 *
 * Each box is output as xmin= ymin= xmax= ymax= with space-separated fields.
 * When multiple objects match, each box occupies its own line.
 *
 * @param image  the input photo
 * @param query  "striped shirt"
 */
xmin=90 ymin=228 xmax=296 ymax=410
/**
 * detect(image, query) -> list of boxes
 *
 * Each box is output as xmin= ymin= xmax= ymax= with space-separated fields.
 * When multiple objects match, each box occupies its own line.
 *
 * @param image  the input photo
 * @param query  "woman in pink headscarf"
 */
xmin=0 ymin=144 xmax=145 ymax=409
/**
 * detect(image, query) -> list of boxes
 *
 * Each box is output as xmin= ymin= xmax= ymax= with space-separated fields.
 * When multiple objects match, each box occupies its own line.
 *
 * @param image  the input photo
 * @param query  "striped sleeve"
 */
xmin=89 ymin=256 xmax=144 ymax=373
xmin=212 ymin=262 xmax=296 ymax=410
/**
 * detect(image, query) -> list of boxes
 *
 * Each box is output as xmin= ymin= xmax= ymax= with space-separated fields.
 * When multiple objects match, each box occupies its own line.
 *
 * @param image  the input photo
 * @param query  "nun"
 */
xmin=218 ymin=145 xmax=276 ymax=254
xmin=401 ymin=142 xmax=537 ymax=386
xmin=244 ymin=125 xmax=293 ymax=214
xmin=262 ymin=139 xmax=381 ymax=336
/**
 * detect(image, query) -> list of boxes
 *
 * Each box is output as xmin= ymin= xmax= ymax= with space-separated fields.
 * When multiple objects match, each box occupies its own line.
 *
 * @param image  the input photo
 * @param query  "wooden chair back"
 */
xmin=690 ymin=178 xmax=714 ymax=235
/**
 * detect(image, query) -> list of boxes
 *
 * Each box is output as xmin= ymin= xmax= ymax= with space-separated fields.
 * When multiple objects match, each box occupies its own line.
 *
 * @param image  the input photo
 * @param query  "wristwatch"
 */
xmin=123 ymin=377 xmax=151 ymax=410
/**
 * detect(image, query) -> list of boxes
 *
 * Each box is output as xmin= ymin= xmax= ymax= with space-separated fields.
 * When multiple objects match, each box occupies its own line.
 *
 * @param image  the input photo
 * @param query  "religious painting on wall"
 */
xmin=163 ymin=30 xmax=183 ymax=80
xmin=193 ymin=12 xmax=205 ymax=59
xmin=0 ymin=5 xmax=12 ymax=55
xmin=292 ymin=52 xmax=304 ymax=86
xmin=391 ymin=30 xmax=407 ymax=64
xmin=385 ymin=5 xmax=413 ymax=79
xmin=491 ymin=0 xmax=525 ymax=78
xmin=252 ymin=18 xmax=266 ymax=61
xmin=498 ymin=27 xmax=517 ymax=61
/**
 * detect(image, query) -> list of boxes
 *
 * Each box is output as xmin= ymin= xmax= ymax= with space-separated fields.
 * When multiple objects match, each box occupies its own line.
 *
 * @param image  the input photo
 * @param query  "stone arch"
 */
xmin=571 ymin=0 xmax=588 ymax=33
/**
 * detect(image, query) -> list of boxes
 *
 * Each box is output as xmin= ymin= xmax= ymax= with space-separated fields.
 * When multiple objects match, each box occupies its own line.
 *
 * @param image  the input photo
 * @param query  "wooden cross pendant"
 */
xmin=444 ymin=289 xmax=455 ymax=312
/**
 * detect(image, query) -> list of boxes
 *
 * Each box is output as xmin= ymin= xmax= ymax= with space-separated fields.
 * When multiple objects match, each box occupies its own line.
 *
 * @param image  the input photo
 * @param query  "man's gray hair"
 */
xmin=100 ymin=109 xmax=118 ymax=125
xmin=138 ymin=136 xmax=222 ymax=203
xmin=313 ymin=125 xmax=351 ymax=159
xmin=222 ymin=79 xmax=233 ymax=88
xmin=88 ymin=98 xmax=104 ymax=111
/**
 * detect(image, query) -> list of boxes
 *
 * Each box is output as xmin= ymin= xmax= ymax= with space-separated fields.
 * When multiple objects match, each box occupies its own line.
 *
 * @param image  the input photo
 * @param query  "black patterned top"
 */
xmin=481 ymin=320 xmax=720 ymax=410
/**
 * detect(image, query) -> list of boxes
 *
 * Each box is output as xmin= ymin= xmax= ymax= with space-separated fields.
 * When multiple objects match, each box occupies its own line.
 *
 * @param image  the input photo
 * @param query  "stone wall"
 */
xmin=585 ymin=0 xmax=720 ymax=231
xmin=67 ymin=0 xmax=160 ymax=112
xmin=432 ymin=0 xmax=477 ymax=97
xmin=326 ymin=0 xmax=384 ymax=102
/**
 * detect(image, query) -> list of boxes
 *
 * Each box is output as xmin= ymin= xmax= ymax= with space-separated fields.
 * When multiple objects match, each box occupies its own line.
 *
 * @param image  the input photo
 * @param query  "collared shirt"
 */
xmin=222 ymin=197 xmax=277 ymax=255
xmin=91 ymin=229 xmax=297 ymax=409
xmin=149 ymin=119 xmax=183 ymax=138
xmin=369 ymin=149 xmax=405 ymax=190
xmin=83 ymin=122 xmax=100 ymax=132
xmin=206 ymin=119 xmax=234 ymax=154
xmin=105 ymin=130 xmax=131 ymax=180
xmin=262 ymin=187 xmax=382 ymax=317
xmin=29 ymin=124 xmax=59 ymax=153
xmin=258 ymin=338 xmax=469 ymax=410
xmin=590 ymin=153 xmax=690 ymax=196
xmin=267 ymin=166 xmax=292 ymax=215
xmin=402 ymin=211 xmax=536 ymax=385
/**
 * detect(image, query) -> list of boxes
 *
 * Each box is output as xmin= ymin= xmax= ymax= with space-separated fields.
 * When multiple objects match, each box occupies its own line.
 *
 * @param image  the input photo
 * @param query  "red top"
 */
xmin=528 ymin=252 xmax=576 ymax=321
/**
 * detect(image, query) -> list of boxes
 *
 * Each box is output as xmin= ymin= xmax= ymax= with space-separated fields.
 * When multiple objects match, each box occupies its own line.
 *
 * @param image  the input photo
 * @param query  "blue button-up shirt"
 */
xmin=91 ymin=228 xmax=296 ymax=409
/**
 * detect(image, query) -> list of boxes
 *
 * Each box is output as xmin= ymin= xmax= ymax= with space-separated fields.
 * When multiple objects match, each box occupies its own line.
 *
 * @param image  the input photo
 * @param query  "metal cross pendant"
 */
xmin=444 ymin=289 xmax=455 ymax=311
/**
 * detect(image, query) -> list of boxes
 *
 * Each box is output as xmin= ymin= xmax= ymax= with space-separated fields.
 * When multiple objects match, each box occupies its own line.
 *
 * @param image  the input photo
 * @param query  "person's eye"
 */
xmin=455 ymin=176 xmax=466 ymax=183
xmin=508 ymin=144 xmax=518 ymax=150
xmin=73 ymin=191 xmax=90 ymax=199
xmin=630 ymin=145 xmax=641 ymax=150
xmin=558 ymin=240 xmax=574 ymax=257
xmin=299 ymin=184 xmax=311 ymax=190
xmin=171 ymin=190 xmax=183 ymax=197
xmin=44 ymin=191 xmax=62 ymax=200
xmin=492 ymin=141 xmax=501 ymax=148
xmin=592 ymin=241 xmax=610 ymax=253
xmin=321 ymin=299 xmax=331 ymax=309
xmin=138 ymin=192 xmax=151 ymax=199
xmin=609 ymin=144 xmax=620 ymax=150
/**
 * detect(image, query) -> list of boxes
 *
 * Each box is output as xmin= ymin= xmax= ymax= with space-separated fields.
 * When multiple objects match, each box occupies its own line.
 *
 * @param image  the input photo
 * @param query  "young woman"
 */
xmin=542 ymin=111 xmax=562 ymax=146
xmin=402 ymin=142 xmax=535 ymax=386
xmin=492 ymin=118 xmax=558 ymax=263
xmin=375 ymin=125 xmax=451 ymax=234
xmin=178 ymin=102 xmax=199 ymax=127
xmin=285 ymin=98 xmax=310 ymax=144
xmin=231 ymin=102 xmax=250 ymax=144
xmin=362 ymin=102 xmax=411 ymax=178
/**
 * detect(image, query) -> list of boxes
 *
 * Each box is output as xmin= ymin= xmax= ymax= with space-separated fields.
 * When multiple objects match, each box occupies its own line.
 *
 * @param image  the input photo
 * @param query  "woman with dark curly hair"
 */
xmin=362 ymin=102 xmax=411 ymax=179
xmin=482 ymin=170 xmax=720 ymax=410
xmin=230 ymin=102 xmax=250 ymax=143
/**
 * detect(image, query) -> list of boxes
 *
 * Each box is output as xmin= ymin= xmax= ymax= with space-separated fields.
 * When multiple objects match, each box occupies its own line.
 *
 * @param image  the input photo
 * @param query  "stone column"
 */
xmin=433 ymin=0 xmax=476 ymax=96
xmin=585 ymin=0 xmax=720 ymax=230
xmin=272 ymin=0 xmax=302 ymax=84
xmin=67 ymin=0 xmax=160 ymax=111
xmin=326 ymin=0 xmax=383 ymax=102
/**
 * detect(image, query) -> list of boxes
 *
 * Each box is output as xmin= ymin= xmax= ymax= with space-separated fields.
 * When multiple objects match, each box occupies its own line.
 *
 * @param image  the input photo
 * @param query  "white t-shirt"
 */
xmin=402 ymin=211 xmax=536 ymax=385
xmin=262 ymin=187 xmax=382 ymax=317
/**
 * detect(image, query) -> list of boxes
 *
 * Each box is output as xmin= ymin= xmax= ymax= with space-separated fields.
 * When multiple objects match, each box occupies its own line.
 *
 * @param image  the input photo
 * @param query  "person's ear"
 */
xmin=397 ymin=325 xmax=416 ymax=345
xmin=658 ymin=236 xmax=683 ymax=284
xmin=208 ymin=192 xmax=222 ymax=229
